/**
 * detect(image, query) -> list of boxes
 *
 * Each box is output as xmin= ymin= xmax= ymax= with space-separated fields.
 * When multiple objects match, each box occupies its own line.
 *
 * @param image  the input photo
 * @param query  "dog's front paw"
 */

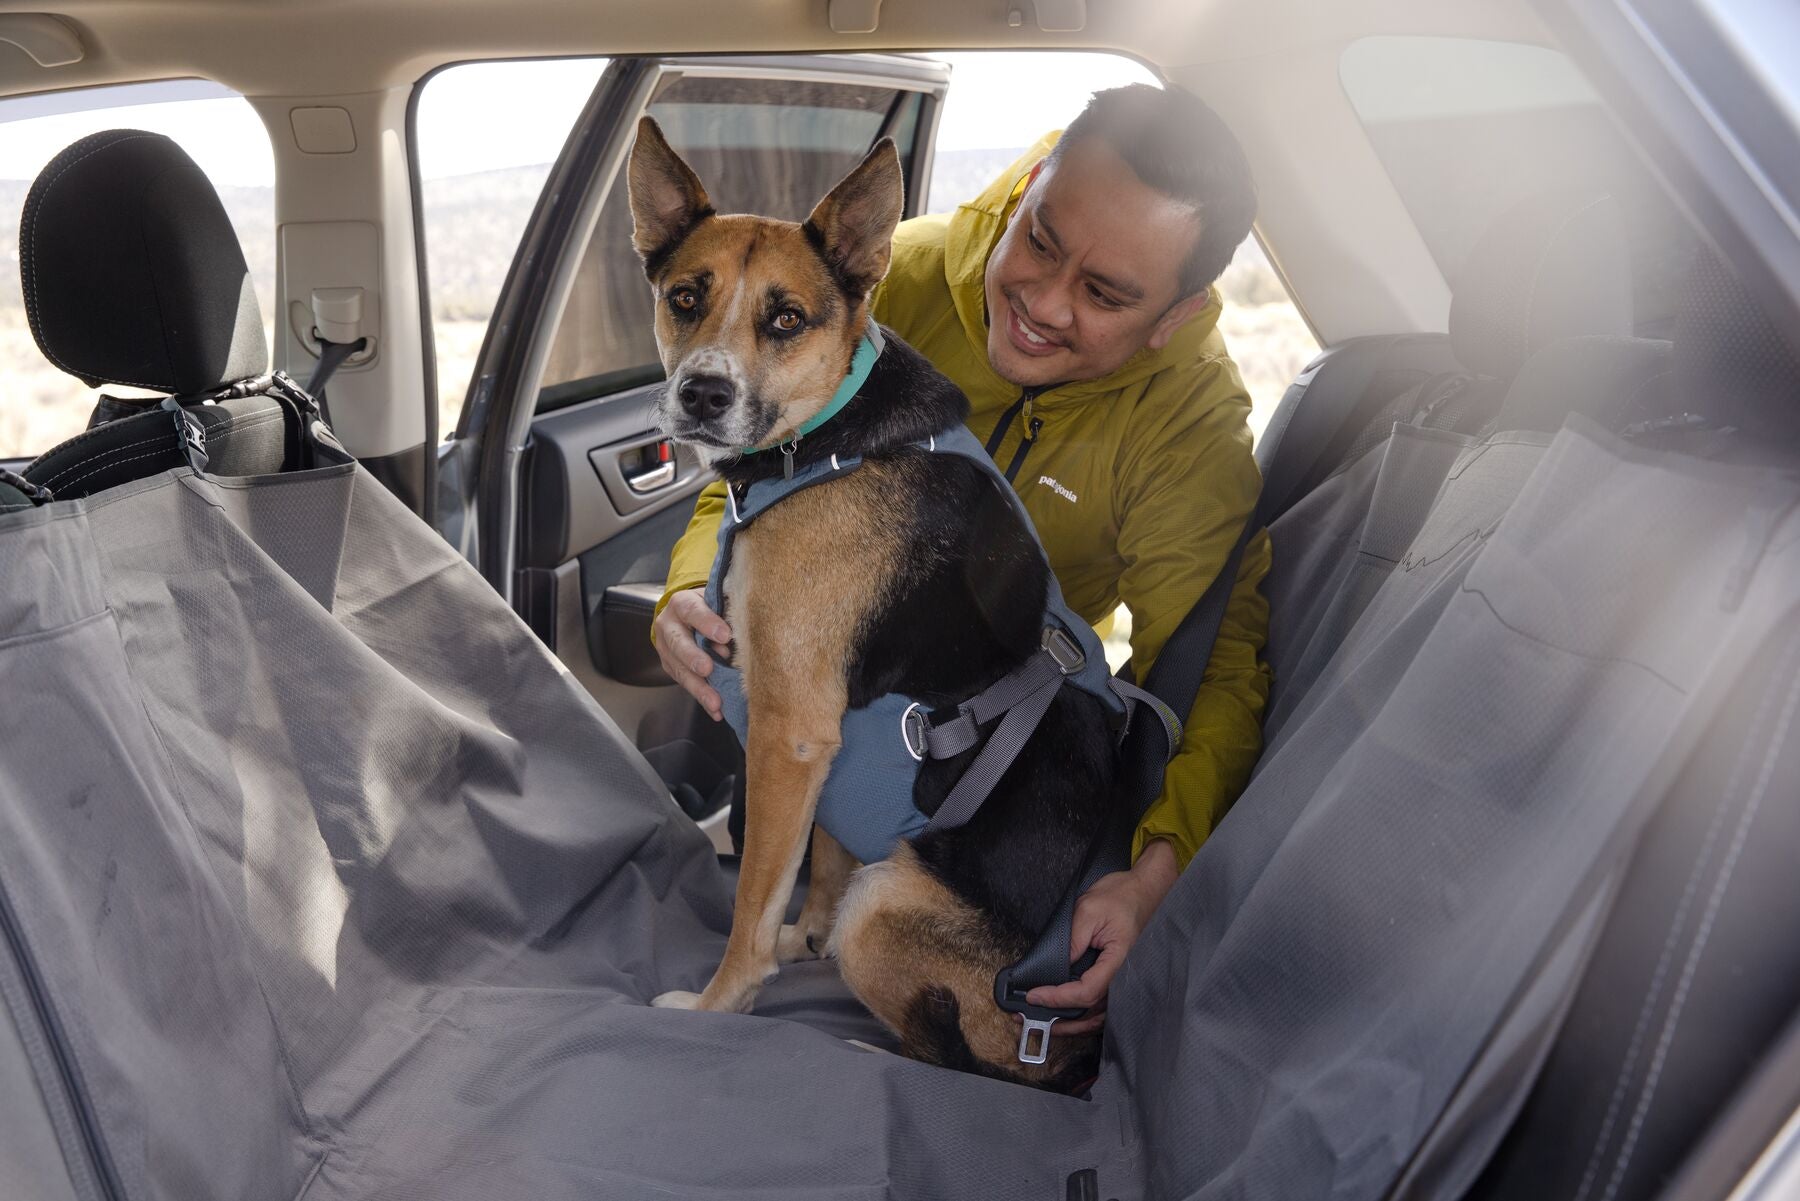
xmin=652 ymin=990 xmax=702 ymax=1010
xmin=777 ymin=922 xmax=834 ymax=963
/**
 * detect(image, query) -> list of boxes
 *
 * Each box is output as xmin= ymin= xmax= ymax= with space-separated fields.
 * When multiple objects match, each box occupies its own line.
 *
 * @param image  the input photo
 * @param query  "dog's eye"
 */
xmin=772 ymin=309 xmax=804 ymax=334
xmin=670 ymin=288 xmax=699 ymax=313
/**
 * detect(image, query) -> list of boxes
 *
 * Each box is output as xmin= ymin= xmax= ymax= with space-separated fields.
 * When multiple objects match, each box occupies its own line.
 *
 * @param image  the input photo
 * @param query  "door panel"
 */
xmin=455 ymin=54 xmax=948 ymax=827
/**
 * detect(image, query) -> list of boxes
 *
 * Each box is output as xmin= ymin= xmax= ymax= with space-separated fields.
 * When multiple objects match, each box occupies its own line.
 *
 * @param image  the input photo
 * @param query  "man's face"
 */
xmin=983 ymin=136 xmax=1208 ymax=388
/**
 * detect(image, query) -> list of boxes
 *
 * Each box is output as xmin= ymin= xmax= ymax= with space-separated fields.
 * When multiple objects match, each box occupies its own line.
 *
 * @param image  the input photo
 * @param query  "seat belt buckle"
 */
xmin=1042 ymin=626 xmax=1086 ymax=675
xmin=994 ymin=963 xmax=1088 ymax=1064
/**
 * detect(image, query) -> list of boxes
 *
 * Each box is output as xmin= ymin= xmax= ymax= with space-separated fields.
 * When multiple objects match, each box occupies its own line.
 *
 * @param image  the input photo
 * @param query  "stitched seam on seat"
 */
xmin=22 ymin=131 xmax=180 ymax=392
xmin=51 ymin=411 xmax=284 ymax=494
xmin=1520 ymin=196 xmax=1610 ymax=372
xmin=39 ymin=432 xmax=172 ymax=488
xmin=1570 ymin=635 xmax=1795 ymax=1201
xmin=56 ymin=447 xmax=183 ymax=494
xmin=1598 ymin=650 xmax=1800 ymax=1201
xmin=26 ymin=413 xmax=160 ymax=476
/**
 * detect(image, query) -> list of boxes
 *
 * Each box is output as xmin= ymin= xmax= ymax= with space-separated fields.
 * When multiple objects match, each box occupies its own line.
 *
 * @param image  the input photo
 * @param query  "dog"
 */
xmin=630 ymin=117 xmax=1121 ymax=1088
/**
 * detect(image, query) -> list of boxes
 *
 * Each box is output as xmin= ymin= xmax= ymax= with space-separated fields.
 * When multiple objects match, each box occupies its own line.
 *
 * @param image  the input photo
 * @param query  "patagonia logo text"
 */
xmin=1037 ymin=475 xmax=1078 ymax=503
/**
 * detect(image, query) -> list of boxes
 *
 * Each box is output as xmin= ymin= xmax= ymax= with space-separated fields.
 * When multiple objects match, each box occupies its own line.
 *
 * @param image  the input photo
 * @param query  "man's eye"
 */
xmin=772 ymin=309 xmax=804 ymax=334
xmin=670 ymin=288 xmax=699 ymax=312
xmin=1027 ymin=231 xmax=1049 ymax=257
xmin=1088 ymin=285 xmax=1121 ymax=310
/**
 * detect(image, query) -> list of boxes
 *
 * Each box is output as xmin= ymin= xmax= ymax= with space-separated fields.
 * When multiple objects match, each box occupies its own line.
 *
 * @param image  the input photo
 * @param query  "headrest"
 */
xmin=1449 ymin=191 xmax=1633 ymax=381
xmin=1494 ymin=335 xmax=1673 ymax=434
xmin=1672 ymin=249 xmax=1800 ymax=441
xmin=21 ymin=129 xmax=267 ymax=396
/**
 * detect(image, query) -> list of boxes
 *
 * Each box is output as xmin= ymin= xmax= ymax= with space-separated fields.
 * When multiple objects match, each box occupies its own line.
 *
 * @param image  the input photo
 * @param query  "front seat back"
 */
xmin=18 ymin=130 xmax=320 ymax=500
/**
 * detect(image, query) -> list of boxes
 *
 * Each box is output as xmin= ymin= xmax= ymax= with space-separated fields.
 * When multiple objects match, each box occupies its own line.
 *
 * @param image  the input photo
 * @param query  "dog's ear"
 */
xmin=804 ymin=138 xmax=904 ymax=303
xmin=629 ymin=116 xmax=714 ymax=278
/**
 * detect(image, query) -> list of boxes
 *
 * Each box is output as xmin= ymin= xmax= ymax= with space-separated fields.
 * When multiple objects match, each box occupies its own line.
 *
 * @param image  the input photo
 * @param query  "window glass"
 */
xmin=0 ymin=80 xmax=275 ymax=459
xmin=1341 ymin=36 xmax=1696 ymax=337
xmin=415 ymin=58 xmax=609 ymax=436
xmin=536 ymin=74 xmax=918 ymax=409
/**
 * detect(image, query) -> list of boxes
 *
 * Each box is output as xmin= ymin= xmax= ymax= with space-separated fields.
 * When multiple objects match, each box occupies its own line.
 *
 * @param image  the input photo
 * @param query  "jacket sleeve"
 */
xmin=651 ymin=478 xmax=729 ymax=642
xmin=1116 ymin=360 xmax=1272 ymax=871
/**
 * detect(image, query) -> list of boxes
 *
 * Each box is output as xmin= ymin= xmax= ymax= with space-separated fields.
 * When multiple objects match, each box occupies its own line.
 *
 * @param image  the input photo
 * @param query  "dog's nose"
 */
xmin=677 ymin=374 xmax=736 ymax=419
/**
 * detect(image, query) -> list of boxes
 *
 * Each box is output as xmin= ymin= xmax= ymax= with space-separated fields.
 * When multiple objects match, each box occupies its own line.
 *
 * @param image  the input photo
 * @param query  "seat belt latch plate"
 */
xmin=1018 ymin=1014 xmax=1057 ymax=1065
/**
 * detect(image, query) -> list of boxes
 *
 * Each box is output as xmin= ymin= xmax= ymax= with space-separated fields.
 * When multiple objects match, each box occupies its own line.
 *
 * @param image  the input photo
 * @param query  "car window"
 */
xmin=0 ymin=80 xmax=275 ymax=460
xmin=415 ymin=58 xmax=610 ymax=439
xmin=534 ymin=73 xmax=924 ymax=413
xmin=1340 ymin=36 xmax=1696 ymax=338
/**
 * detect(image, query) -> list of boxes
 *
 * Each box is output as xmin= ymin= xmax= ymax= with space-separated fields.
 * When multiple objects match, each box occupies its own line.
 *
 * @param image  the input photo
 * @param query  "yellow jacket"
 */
xmin=656 ymin=135 xmax=1271 ymax=869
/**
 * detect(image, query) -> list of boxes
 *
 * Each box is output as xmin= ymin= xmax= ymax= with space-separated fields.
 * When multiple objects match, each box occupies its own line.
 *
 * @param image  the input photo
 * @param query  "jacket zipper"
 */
xmin=986 ymin=387 xmax=1053 ymax=484
xmin=0 ymin=874 xmax=123 ymax=1199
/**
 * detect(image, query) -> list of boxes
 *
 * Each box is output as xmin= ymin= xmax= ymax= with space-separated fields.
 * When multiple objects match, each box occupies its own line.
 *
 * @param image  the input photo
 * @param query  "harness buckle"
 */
xmin=1041 ymin=626 xmax=1085 ymax=675
xmin=1018 ymin=1015 xmax=1057 ymax=1065
xmin=900 ymin=701 xmax=928 ymax=762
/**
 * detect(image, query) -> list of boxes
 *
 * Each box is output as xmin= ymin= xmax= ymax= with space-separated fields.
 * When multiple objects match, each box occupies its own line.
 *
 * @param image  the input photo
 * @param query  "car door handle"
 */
xmin=621 ymin=439 xmax=678 ymax=494
xmin=624 ymin=459 xmax=676 ymax=493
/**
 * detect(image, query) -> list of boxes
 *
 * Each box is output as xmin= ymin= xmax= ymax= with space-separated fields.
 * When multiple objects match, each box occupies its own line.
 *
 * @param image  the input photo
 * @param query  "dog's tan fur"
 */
xmin=833 ymin=845 xmax=1097 ymax=1085
xmin=677 ymin=465 xmax=909 ymax=1012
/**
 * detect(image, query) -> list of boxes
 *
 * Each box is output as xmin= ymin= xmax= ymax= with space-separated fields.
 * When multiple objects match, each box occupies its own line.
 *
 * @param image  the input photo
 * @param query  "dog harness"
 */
xmin=699 ymin=335 xmax=1179 ymax=866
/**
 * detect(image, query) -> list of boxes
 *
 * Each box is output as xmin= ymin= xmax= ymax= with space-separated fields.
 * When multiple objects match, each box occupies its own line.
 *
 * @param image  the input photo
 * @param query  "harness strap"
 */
xmin=922 ymin=644 xmax=1072 ymax=833
xmin=913 ymin=627 xmax=1089 ymax=761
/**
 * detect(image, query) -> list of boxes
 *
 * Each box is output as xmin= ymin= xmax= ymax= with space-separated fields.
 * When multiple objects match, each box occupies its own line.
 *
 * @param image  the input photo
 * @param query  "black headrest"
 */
xmin=1672 ymin=249 xmax=1800 ymax=442
xmin=21 ymin=129 xmax=267 ymax=396
xmin=1449 ymin=191 xmax=1633 ymax=381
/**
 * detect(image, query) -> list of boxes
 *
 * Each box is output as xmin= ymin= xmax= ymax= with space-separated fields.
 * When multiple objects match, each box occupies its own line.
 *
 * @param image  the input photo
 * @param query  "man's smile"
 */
xmin=1004 ymin=299 xmax=1068 ymax=358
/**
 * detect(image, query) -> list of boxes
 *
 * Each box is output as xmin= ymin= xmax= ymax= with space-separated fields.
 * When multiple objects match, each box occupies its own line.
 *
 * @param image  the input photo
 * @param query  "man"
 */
xmin=653 ymin=83 xmax=1271 ymax=1030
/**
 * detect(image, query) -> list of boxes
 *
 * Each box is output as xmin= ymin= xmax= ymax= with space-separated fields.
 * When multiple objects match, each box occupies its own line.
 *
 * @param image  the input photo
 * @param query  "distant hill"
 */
xmin=0 ymin=151 xmax=1289 ymax=324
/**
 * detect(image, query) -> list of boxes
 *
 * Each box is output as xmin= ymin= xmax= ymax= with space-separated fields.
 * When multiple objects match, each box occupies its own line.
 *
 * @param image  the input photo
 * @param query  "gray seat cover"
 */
xmin=1 ymin=414 xmax=1798 ymax=1199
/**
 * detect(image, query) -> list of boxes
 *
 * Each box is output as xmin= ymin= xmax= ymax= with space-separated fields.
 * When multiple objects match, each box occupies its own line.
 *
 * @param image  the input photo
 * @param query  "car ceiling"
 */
xmin=0 ymin=0 xmax=1550 ymax=98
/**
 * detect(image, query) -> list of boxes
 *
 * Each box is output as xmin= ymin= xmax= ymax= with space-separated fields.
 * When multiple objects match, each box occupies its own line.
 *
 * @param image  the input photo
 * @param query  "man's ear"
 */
xmin=1147 ymin=288 xmax=1215 ymax=351
xmin=804 ymin=138 xmax=904 ymax=301
xmin=628 ymin=116 xmax=713 ymax=276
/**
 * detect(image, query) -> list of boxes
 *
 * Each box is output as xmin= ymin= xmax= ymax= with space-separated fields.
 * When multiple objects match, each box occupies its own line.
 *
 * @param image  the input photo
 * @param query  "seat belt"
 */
xmin=996 ymin=516 xmax=1259 ymax=1063
xmin=306 ymin=336 xmax=367 ymax=429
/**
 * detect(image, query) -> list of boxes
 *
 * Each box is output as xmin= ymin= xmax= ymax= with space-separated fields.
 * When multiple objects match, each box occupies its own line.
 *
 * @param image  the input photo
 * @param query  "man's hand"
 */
xmin=652 ymin=588 xmax=733 ymax=721
xmin=1021 ymin=838 xmax=1181 ymax=1035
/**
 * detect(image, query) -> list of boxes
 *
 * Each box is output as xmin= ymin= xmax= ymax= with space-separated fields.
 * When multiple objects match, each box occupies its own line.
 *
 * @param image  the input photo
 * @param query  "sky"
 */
xmin=0 ymin=51 xmax=1160 ymax=186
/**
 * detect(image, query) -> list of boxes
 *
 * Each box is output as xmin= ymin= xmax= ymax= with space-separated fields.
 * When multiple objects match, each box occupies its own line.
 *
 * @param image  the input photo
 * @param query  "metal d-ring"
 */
xmin=901 ymin=701 xmax=928 ymax=762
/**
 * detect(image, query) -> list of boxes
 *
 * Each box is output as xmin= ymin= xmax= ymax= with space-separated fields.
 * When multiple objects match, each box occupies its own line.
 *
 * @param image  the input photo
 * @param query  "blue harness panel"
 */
xmin=702 ymin=422 xmax=1120 ymax=865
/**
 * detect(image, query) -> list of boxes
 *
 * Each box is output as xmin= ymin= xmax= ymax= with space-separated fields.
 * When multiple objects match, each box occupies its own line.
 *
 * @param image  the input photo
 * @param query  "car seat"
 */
xmin=18 ymin=130 xmax=330 ymax=501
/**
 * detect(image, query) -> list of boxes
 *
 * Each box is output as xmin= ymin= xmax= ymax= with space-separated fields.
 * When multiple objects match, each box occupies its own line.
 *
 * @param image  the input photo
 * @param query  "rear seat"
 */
xmin=17 ymin=130 xmax=325 ymax=500
xmin=1456 ymin=252 xmax=1800 ymax=1200
xmin=1254 ymin=246 xmax=1800 ymax=1200
xmin=1255 ymin=190 xmax=1634 ymax=528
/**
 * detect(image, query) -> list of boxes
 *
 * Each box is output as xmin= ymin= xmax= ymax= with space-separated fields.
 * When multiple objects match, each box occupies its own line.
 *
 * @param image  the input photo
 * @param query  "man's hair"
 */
xmin=1047 ymin=83 xmax=1257 ymax=300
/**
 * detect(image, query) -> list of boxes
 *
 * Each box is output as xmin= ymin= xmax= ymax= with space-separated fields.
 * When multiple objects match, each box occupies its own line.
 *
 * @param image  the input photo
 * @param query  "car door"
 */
xmin=433 ymin=53 xmax=948 ymax=830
